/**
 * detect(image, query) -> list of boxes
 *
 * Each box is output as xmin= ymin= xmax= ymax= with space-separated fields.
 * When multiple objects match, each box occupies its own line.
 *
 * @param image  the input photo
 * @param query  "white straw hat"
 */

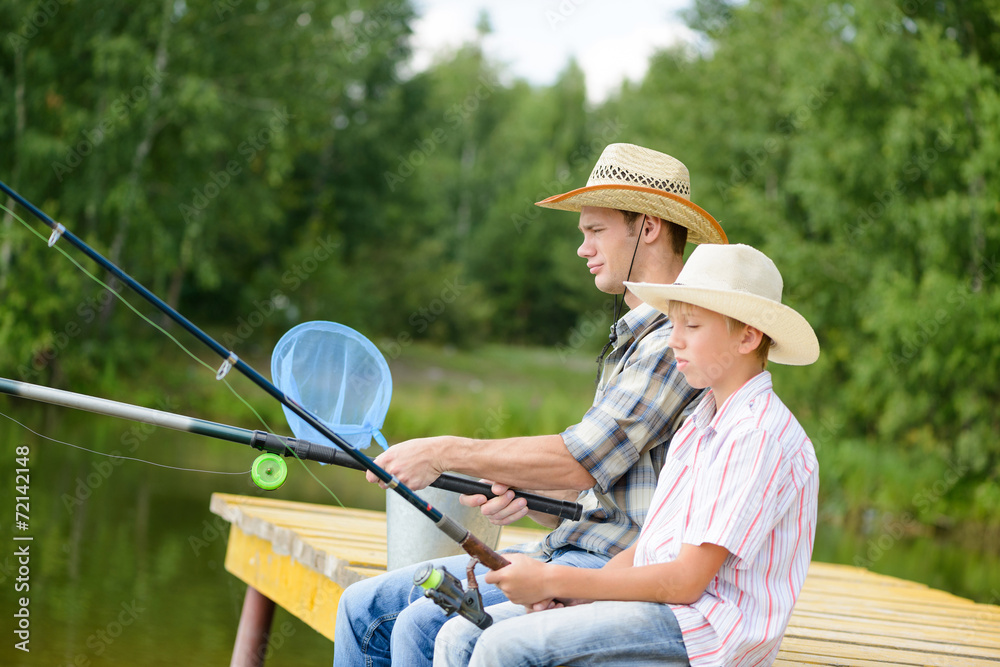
xmin=536 ymin=143 xmax=727 ymax=245
xmin=626 ymin=244 xmax=820 ymax=365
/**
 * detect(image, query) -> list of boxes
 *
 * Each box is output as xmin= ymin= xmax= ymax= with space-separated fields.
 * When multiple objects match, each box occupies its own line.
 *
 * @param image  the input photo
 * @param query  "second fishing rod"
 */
xmin=0 ymin=376 xmax=584 ymax=522
xmin=1 ymin=178 xmax=511 ymax=570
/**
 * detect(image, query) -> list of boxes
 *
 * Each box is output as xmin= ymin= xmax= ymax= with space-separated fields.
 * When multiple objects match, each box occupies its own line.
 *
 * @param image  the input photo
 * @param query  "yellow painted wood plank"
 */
xmin=223 ymin=524 xmax=345 ymax=642
xmin=214 ymin=492 xmax=547 ymax=557
xmin=774 ymin=651 xmax=915 ymax=666
xmin=792 ymin=596 xmax=1000 ymax=633
xmin=782 ymin=626 xmax=1000 ymax=660
xmin=778 ymin=636 xmax=1000 ymax=667
xmin=800 ymin=579 xmax=985 ymax=609
xmin=805 ymin=562 xmax=924 ymax=584
xmin=787 ymin=610 xmax=1000 ymax=647
xmin=499 ymin=525 xmax=550 ymax=547
xmin=214 ymin=492 xmax=381 ymax=519
xmin=213 ymin=493 xmax=1000 ymax=665
xmin=790 ymin=603 xmax=1000 ymax=637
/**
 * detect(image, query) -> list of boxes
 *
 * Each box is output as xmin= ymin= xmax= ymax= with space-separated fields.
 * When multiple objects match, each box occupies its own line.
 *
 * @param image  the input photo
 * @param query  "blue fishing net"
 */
xmin=271 ymin=321 xmax=391 ymax=450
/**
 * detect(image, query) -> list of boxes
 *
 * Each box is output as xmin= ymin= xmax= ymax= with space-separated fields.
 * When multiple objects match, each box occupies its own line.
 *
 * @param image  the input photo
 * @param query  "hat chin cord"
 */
xmin=595 ymin=216 xmax=645 ymax=383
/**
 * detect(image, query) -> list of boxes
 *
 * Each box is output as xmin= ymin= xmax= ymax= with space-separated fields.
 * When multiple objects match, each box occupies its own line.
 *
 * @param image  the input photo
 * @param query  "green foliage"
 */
xmin=617 ymin=0 xmax=1000 ymax=527
xmin=2 ymin=0 xmax=998 ymax=529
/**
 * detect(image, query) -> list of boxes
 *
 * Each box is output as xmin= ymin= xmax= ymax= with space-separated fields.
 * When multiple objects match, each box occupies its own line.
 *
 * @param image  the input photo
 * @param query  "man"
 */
xmin=333 ymin=143 xmax=728 ymax=666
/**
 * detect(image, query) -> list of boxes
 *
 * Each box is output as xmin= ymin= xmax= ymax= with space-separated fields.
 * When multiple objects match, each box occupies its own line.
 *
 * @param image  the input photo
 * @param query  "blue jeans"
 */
xmin=333 ymin=547 xmax=608 ymax=667
xmin=434 ymin=600 xmax=690 ymax=667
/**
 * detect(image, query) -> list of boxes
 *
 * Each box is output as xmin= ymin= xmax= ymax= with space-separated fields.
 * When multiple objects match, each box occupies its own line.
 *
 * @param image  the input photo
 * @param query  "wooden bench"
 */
xmin=211 ymin=493 xmax=1000 ymax=666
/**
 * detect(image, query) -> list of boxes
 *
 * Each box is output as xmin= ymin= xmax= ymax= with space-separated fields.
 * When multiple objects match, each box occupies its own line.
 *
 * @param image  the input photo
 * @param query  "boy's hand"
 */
xmin=528 ymin=598 xmax=591 ymax=612
xmin=485 ymin=554 xmax=554 ymax=607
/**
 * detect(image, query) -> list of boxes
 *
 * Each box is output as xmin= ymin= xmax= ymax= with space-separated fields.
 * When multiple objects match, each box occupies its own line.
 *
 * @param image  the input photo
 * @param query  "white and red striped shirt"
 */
xmin=632 ymin=371 xmax=818 ymax=667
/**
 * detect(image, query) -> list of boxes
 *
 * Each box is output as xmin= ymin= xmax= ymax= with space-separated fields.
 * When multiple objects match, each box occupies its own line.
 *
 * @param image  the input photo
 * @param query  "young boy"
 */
xmin=433 ymin=243 xmax=821 ymax=667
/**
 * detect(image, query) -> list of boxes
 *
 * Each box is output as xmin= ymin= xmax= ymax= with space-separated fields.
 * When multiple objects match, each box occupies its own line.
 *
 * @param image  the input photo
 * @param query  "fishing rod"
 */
xmin=0 ymin=376 xmax=583 ymax=521
xmin=1 ymin=180 xmax=512 ymax=571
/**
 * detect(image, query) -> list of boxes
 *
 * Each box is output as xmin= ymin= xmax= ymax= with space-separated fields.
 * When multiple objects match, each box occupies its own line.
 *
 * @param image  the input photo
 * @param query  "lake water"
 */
xmin=2 ymin=402 xmax=998 ymax=666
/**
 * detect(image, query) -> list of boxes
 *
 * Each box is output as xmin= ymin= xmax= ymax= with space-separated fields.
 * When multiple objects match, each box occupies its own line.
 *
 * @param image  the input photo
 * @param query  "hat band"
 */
xmin=591 ymin=164 xmax=691 ymax=198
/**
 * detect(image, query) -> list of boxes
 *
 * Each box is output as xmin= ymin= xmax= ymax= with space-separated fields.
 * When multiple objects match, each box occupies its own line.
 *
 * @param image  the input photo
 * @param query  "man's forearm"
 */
xmin=369 ymin=433 xmax=596 ymax=493
xmin=445 ymin=434 xmax=596 ymax=491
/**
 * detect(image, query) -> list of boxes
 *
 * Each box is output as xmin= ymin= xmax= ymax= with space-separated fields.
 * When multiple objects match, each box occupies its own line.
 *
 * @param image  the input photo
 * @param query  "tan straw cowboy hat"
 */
xmin=536 ymin=143 xmax=727 ymax=245
xmin=626 ymin=244 xmax=820 ymax=365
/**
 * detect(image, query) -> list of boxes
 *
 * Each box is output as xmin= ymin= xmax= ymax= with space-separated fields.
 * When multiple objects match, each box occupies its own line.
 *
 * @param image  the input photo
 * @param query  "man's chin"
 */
xmin=596 ymin=281 xmax=626 ymax=296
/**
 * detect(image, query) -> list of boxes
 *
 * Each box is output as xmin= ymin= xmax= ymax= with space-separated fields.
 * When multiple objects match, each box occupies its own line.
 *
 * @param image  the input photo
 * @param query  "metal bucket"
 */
xmin=386 ymin=482 xmax=502 ymax=571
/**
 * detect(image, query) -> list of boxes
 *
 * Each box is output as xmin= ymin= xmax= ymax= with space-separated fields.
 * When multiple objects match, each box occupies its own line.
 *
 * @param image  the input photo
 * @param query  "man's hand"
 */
xmin=459 ymin=481 xmax=530 ymax=526
xmin=364 ymin=432 xmax=594 ymax=496
xmin=365 ymin=436 xmax=453 ymax=490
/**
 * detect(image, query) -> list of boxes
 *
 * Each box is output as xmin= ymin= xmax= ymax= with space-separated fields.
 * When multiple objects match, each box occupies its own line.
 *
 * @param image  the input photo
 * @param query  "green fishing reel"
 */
xmin=414 ymin=562 xmax=493 ymax=630
xmin=251 ymin=453 xmax=287 ymax=490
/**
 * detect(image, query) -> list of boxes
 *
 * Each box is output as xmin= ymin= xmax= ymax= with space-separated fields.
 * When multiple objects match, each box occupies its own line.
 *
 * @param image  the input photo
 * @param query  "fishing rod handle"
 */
xmin=460 ymin=532 xmax=510 ymax=571
xmin=429 ymin=476 xmax=583 ymax=523
xmin=431 ymin=513 xmax=509 ymax=570
xmin=251 ymin=431 xmax=584 ymax=522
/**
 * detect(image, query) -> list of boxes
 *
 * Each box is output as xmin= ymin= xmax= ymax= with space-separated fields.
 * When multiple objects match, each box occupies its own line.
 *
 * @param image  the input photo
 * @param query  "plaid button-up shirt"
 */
xmin=511 ymin=302 xmax=702 ymax=559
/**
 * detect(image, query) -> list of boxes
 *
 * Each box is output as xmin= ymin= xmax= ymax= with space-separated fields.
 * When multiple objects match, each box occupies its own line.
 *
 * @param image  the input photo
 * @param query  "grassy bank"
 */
xmin=7 ymin=338 xmax=999 ymax=602
xmin=40 ymin=337 xmax=999 ymax=542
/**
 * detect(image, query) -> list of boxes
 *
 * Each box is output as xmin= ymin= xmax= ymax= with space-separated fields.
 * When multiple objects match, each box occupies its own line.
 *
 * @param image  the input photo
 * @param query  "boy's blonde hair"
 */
xmin=668 ymin=301 xmax=773 ymax=369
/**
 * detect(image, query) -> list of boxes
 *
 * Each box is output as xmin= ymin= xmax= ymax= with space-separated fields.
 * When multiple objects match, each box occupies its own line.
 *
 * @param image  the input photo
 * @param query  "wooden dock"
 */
xmin=210 ymin=493 xmax=1000 ymax=666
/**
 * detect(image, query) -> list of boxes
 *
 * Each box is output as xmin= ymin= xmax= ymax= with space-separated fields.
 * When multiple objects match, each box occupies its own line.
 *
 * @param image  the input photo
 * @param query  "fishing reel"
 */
xmin=251 ymin=453 xmax=288 ymax=490
xmin=413 ymin=559 xmax=493 ymax=630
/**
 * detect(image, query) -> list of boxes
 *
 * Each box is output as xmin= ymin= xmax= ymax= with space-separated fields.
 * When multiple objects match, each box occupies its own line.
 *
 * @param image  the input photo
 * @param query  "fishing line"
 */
xmin=0 ymin=408 xmax=250 ymax=475
xmin=2 ymin=201 xmax=273 ymax=431
xmin=3 ymin=201 xmax=346 ymax=507
xmin=3 ymin=180 xmax=511 ymax=570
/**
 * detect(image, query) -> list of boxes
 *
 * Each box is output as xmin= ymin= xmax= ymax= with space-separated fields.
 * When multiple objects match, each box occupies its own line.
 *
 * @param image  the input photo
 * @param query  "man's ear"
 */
xmin=643 ymin=215 xmax=665 ymax=242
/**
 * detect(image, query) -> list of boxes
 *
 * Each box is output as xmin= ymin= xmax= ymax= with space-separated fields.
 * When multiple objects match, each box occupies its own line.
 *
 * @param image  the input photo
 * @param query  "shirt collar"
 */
xmin=613 ymin=302 xmax=664 ymax=347
xmin=691 ymin=371 xmax=774 ymax=432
